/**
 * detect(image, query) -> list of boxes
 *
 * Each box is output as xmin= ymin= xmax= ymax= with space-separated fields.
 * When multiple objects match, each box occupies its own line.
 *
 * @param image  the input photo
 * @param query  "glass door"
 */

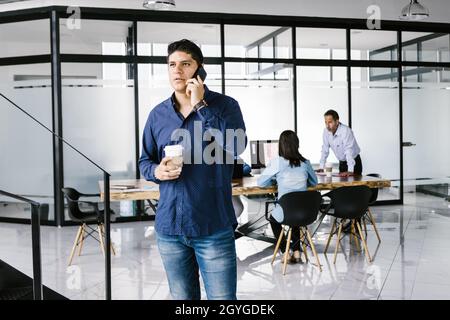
xmin=402 ymin=67 xmax=450 ymax=203
xmin=401 ymin=32 xmax=450 ymax=203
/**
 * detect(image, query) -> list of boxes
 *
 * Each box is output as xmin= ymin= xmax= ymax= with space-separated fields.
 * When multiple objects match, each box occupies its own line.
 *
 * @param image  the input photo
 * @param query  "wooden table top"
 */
xmin=99 ymin=174 xmax=391 ymax=201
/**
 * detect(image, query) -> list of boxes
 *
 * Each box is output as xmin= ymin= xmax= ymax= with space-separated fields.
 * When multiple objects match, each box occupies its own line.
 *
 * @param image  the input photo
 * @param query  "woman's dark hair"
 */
xmin=279 ymin=130 xmax=307 ymax=167
xmin=167 ymin=39 xmax=204 ymax=66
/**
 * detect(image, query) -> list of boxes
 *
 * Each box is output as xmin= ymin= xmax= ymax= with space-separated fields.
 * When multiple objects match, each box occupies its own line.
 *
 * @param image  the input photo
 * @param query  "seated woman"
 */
xmin=257 ymin=130 xmax=318 ymax=263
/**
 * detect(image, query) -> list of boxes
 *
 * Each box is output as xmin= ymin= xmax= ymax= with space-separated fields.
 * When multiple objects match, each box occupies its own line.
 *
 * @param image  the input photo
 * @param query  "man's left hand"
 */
xmin=186 ymin=75 xmax=205 ymax=108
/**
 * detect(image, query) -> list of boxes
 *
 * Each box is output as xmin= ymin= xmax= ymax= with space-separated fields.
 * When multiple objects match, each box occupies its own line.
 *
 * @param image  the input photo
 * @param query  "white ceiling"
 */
xmin=0 ymin=0 xmax=449 ymax=24
xmin=1 ymin=15 xmax=448 ymax=53
xmin=0 ymin=0 xmax=448 ymax=53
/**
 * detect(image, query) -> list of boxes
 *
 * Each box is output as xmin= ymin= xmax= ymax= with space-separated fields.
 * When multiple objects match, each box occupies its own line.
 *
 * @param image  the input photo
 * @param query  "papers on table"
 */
xmin=110 ymin=184 xmax=159 ymax=192
xmin=110 ymin=184 xmax=136 ymax=190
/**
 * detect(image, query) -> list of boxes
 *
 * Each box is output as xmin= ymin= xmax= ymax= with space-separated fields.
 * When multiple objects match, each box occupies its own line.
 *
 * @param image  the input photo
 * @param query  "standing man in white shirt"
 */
xmin=317 ymin=109 xmax=362 ymax=177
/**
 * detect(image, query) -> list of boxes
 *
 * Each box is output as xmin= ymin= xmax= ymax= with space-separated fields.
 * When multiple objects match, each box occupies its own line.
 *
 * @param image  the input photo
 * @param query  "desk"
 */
xmin=99 ymin=175 xmax=391 ymax=201
xmin=99 ymin=175 xmax=390 ymax=243
xmin=233 ymin=175 xmax=390 ymax=242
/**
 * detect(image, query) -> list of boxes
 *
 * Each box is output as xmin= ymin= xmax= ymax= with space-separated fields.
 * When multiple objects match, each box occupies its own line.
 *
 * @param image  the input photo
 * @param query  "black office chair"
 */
xmin=271 ymin=191 xmax=323 ymax=274
xmin=322 ymin=186 xmax=372 ymax=264
xmin=62 ymin=187 xmax=116 ymax=266
xmin=264 ymin=193 xmax=278 ymax=222
xmin=363 ymin=173 xmax=382 ymax=243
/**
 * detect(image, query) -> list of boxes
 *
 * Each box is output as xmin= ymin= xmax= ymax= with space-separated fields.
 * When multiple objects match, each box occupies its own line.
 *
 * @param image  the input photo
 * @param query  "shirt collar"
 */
xmin=326 ymin=122 xmax=343 ymax=138
xmin=167 ymin=85 xmax=211 ymax=112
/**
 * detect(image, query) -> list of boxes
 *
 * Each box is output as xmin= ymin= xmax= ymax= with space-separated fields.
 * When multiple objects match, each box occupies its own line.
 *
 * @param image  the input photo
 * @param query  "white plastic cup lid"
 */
xmin=325 ymin=162 xmax=333 ymax=168
xmin=164 ymin=144 xmax=183 ymax=157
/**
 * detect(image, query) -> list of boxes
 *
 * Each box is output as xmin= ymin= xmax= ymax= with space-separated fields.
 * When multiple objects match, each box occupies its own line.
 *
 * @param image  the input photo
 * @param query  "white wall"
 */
xmin=226 ymin=84 xmax=295 ymax=165
xmin=0 ymin=64 xmax=54 ymax=197
xmin=352 ymin=88 xmax=400 ymax=180
xmin=0 ymin=19 xmax=50 ymax=58
xmin=62 ymin=83 xmax=136 ymax=193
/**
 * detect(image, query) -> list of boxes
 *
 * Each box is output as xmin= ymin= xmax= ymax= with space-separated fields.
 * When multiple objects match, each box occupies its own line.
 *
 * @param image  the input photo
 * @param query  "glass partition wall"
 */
xmin=1 ymin=7 xmax=450 ymax=225
xmin=0 ymin=16 xmax=55 ymax=224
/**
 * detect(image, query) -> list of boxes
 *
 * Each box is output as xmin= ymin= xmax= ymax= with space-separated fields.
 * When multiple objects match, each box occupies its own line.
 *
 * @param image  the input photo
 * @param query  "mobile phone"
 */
xmin=192 ymin=66 xmax=207 ymax=82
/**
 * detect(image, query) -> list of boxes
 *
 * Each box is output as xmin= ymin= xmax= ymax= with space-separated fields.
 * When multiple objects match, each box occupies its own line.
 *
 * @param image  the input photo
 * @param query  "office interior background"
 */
xmin=0 ymin=0 xmax=449 ymax=300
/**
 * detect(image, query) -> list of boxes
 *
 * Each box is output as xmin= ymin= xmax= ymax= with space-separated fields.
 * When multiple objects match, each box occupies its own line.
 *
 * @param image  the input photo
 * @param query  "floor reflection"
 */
xmin=0 ymin=192 xmax=449 ymax=299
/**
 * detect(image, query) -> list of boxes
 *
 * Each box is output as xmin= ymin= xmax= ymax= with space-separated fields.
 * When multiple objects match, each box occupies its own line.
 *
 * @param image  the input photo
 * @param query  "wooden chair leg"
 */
xmin=283 ymin=228 xmax=292 ymax=275
xmin=333 ymin=220 xmax=343 ymax=264
xmin=324 ymin=219 xmax=336 ymax=254
xmin=68 ymin=225 xmax=83 ymax=266
xmin=363 ymin=217 xmax=368 ymax=240
xmin=368 ymin=208 xmax=381 ymax=243
xmin=351 ymin=220 xmax=361 ymax=252
xmin=78 ymin=224 xmax=85 ymax=256
xmin=356 ymin=221 xmax=372 ymax=263
xmin=271 ymin=227 xmax=285 ymax=265
xmin=306 ymin=228 xmax=322 ymax=272
xmin=101 ymin=224 xmax=116 ymax=256
xmin=98 ymin=224 xmax=105 ymax=256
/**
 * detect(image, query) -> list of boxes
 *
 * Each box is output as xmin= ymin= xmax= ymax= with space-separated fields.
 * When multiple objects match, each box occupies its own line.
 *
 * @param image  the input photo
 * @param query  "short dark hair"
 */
xmin=324 ymin=109 xmax=339 ymax=120
xmin=167 ymin=39 xmax=204 ymax=66
xmin=279 ymin=130 xmax=307 ymax=168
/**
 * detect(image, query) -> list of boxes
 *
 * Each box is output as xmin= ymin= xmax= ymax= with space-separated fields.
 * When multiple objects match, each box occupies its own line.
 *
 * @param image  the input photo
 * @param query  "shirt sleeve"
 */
xmin=305 ymin=160 xmax=318 ymax=187
xmin=257 ymin=158 xmax=280 ymax=187
xmin=138 ymin=114 xmax=161 ymax=184
xmin=319 ymin=129 xmax=330 ymax=169
xmin=196 ymin=96 xmax=247 ymax=161
xmin=343 ymin=128 xmax=357 ymax=172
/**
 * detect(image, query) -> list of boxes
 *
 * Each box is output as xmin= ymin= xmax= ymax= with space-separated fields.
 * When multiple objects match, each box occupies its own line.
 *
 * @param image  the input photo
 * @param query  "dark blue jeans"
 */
xmin=156 ymin=227 xmax=237 ymax=300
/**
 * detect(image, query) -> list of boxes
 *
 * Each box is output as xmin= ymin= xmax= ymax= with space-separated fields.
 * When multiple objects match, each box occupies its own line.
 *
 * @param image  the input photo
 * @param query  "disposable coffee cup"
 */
xmin=164 ymin=145 xmax=183 ymax=169
xmin=325 ymin=162 xmax=333 ymax=177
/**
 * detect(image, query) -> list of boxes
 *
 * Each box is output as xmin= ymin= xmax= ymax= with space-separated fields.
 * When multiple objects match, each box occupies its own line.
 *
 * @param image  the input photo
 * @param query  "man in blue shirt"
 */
xmin=139 ymin=39 xmax=246 ymax=300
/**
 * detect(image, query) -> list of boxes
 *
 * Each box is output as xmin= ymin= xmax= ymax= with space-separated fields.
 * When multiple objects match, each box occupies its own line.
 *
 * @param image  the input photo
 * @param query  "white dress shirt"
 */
xmin=320 ymin=123 xmax=361 ymax=172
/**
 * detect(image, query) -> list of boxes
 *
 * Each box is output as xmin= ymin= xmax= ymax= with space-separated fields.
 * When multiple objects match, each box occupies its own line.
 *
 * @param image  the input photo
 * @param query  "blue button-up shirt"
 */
xmin=139 ymin=86 xmax=247 ymax=236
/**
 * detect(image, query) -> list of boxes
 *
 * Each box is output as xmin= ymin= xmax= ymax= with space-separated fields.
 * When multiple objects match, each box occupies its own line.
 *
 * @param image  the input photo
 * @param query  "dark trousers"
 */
xmin=269 ymin=216 xmax=301 ymax=252
xmin=339 ymin=154 xmax=362 ymax=175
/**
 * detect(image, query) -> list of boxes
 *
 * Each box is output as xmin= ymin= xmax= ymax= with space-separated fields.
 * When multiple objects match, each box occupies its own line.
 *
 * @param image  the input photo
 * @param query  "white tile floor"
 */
xmin=1 ymin=192 xmax=450 ymax=300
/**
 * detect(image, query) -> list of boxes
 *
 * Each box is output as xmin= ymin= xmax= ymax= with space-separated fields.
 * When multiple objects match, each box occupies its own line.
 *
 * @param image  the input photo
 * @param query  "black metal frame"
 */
xmin=50 ymin=10 xmax=64 ymax=227
xmin=1 ymin=5 xmax=450 ymax=226
xmin=0 ymin=190 xmax=43 ymax=300
xmin=369 ymin=33 xmax=450 ymax=81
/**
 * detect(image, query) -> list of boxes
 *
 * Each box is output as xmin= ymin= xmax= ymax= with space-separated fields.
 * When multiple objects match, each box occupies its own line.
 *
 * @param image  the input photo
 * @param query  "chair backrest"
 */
xmin=329 ymin=186 xmax=372 ymax=219
xmin=278 ymin=191 xmax=322 ymax=227
xmin=367 ymin=173 xmax=381 ymax=205
xmin=61 ymin=187 xmax=86 ymax=222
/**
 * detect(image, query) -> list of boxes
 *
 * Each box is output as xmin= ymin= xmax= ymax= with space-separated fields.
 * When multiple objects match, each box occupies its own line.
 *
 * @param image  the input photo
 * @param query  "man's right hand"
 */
xmin=155 ymin=157 xmax=181 ymax=181
xmin=315 ymin=168 xmax=324 ymax=173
